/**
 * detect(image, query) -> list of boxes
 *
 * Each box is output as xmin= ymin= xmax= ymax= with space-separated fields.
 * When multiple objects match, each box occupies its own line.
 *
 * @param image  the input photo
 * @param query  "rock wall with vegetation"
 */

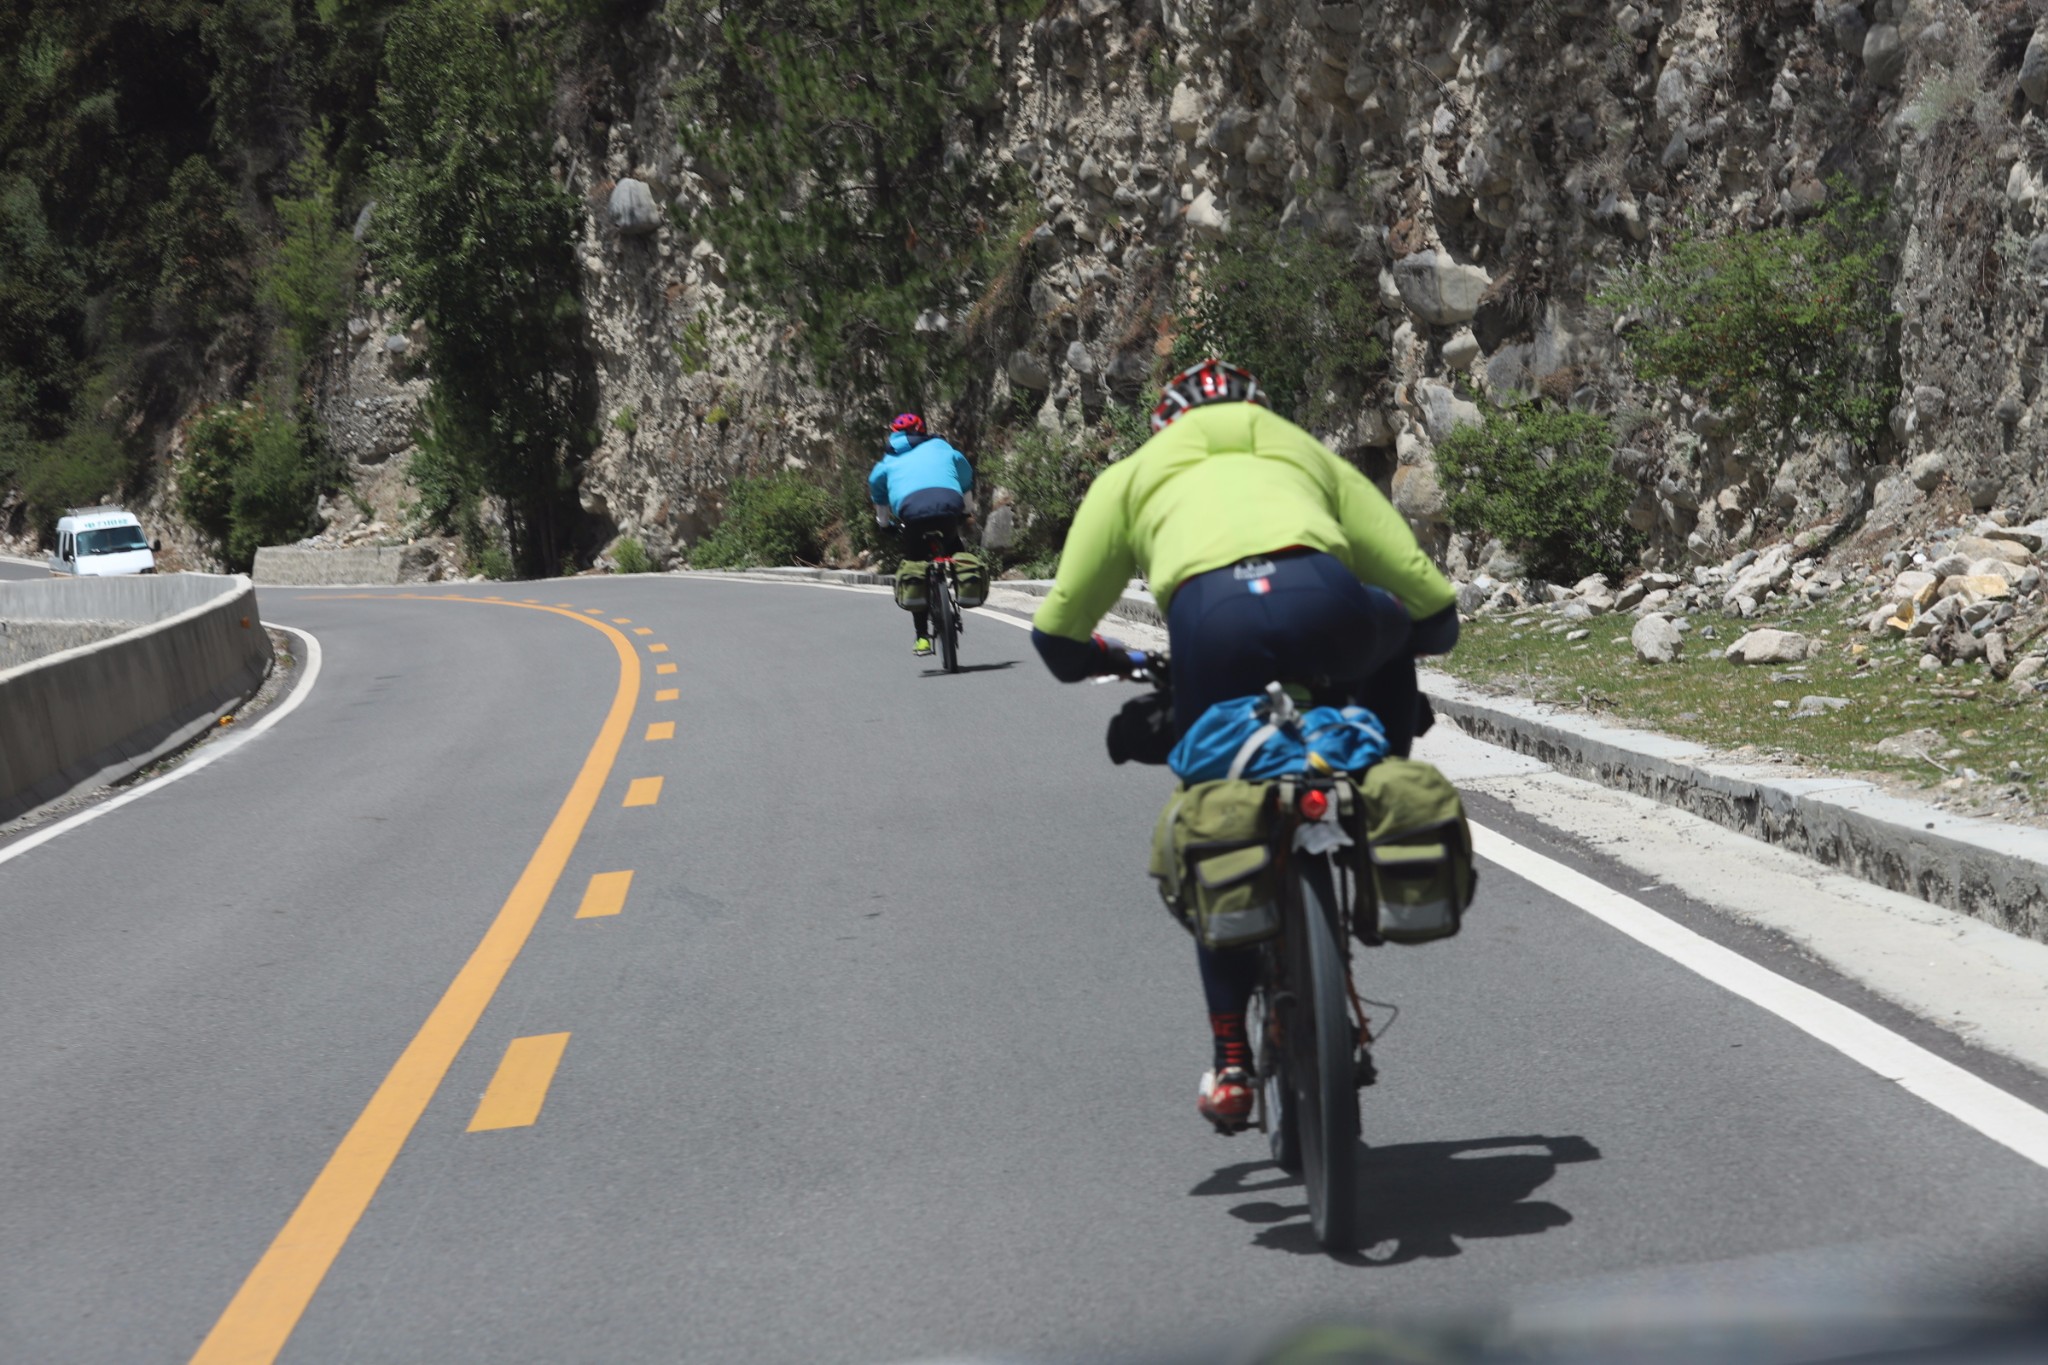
xmin=5 ymin=0 xmax=2048 ymax=586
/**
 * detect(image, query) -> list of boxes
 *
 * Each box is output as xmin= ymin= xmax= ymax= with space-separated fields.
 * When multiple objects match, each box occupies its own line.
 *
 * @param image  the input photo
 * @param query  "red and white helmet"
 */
xmin=1150 ymin=359 xmax=1264 ymax=432
xmin=889 ymin=412 xmax=926 ymax=436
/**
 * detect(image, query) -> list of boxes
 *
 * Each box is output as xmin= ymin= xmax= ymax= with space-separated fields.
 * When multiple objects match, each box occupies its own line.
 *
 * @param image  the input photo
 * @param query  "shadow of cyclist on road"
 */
xmin=1191 ymin=1135 xmax=1600 ymax=1264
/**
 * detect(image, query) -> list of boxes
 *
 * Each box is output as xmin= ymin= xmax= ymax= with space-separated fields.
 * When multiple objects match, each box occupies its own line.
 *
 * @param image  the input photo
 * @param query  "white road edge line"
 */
xmin=1473 ymin=823 xmax=2048 ymax=1171
xmin=713 ymin=579 xmax=2048 ymax=1166
xmin=0 ymin=624 xmax=323 ymax=871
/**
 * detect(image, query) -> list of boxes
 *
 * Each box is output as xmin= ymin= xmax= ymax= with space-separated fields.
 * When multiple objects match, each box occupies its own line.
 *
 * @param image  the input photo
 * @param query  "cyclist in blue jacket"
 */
xmin=870 ymin=413 xmax=975 ymax=656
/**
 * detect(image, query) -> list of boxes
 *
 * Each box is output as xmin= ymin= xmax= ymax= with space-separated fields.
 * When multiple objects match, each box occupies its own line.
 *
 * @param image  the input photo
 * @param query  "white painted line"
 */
xmin=1473 ymin=822 xmax=2048 ymax=1172
xmin=0 ymin=625 xmax=324 ymax=871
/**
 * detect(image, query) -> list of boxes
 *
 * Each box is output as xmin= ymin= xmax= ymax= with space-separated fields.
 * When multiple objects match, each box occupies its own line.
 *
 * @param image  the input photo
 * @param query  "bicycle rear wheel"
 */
xmin=1249 ymin=981 xmax=1299 ymax=1174
xmin=934 ymin=572 xmax=960 ymax=673
xmin=1287 ymin=855 xmax=1359 ymax=1253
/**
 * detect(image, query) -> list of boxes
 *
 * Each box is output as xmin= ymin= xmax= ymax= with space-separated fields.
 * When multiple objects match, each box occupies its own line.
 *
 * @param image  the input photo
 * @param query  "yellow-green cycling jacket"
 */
xmin=1030 ymin=402 xmax=1456 ymax=648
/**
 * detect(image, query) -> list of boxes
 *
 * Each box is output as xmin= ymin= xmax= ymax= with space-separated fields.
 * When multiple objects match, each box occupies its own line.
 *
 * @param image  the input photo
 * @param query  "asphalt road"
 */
xmin=0 ymin=554 xmax=47 ymax=580
xmin=2 ymin=577 xmax=2046 ymax=1364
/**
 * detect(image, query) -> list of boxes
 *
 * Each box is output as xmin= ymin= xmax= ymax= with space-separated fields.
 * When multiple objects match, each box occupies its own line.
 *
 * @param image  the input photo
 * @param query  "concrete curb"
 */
xmin=1421 ymin=672 xmax=2048 ymax=946
xmin=0 ymin=574 xmax=273 ymax=823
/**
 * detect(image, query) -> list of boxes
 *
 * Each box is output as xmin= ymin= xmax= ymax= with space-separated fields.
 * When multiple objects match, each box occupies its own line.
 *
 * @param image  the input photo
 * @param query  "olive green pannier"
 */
xmin=893 ymin=561 xmax=928 ymax=610
xmin=1148 ymin=779 xmax=1283 ymax=950
xmin=1147 ymin=758 xmax=1475 ymax=950
xmin=1356 ymin=757 xmax=1475 ymax=944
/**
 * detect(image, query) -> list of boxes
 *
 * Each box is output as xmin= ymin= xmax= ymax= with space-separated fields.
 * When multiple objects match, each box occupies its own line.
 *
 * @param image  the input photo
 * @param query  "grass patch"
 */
xmin=1434 ymin=605 xmax=2048 ymax=801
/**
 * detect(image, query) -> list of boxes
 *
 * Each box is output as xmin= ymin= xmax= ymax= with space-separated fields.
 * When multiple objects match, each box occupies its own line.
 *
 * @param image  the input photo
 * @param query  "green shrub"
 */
xmin=225 ymin=413 xmax=320 ymax=569
xmin=182 ymin=404 xmax=259 ymax=545
xmin=474 ymin=544 xmax=515 ymax=580
xmin=611 ymin=407 xmax=638 ymax=435
xmin=1171 ymin=214 xmax=1386 ymax=433
xmin=612 ymin=535 xmax=654 ymax=574
xmin=980 ymin=404 xmax=1150 ymax=572
xmin=691 ymin=471 xmax=833 ymax=568
xmin=149 ymin=157 xmax=248 ymax=331
xmin=1435 ymin=404 xmax=1639 ymax=583
xmin=18 ymin=422 xmax=133 ymax=532
xmin=1596 ymin=187 xmax=1898 ymax=457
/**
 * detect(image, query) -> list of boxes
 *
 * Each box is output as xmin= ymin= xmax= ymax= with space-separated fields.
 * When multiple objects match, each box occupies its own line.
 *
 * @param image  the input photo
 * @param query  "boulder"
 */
xmin=1414 ymin=379 xmax=1481 ymax=444
xmin=1954 ymin=535 xmax=2031 ymax=566
xmin=1632 ymin=614 xmax=1683 ymax=664
xmin=1442 ymin=328 xmax=1481 ymax=371
xmin=1907 ymin=451 xmax=1947 ymax=491
xmin=1724 ymin=628 xmax=1814 ymax=665
xmin=1183 ymin=188 xmax=1227 ymax=240
xmin=1983 ymin=522 xmax=2046 ymax=554
xmin=1794 ymin=695 xmax=1852 ymax=717
xmin=1064 ymin=340 xmax=1096 ymax=375
xmin=1391 ymin=462 xmax=1445 ymax=523
xmin=980 ymin=504 xmax=1017 ymax=552
xmin=1862 ymin=24 xmax=1905 ymax=86
xmin=1940 ymin=574 xmax=2013 ymax=604
xmin=2022 ymin=30 xmax=2048 ymax=107
xmin=1006 ymin=350 xmax=1052 ymax=390
xmin=1392 ymin=250 xmax=1492 ymax=326
xmin=1169 ymin=82 xmax=1207 ymax=141
xmin=608 ymin=178 xmax=663 ymax=235
xmin=1887 ymin=570 xmax=1938 ymax=610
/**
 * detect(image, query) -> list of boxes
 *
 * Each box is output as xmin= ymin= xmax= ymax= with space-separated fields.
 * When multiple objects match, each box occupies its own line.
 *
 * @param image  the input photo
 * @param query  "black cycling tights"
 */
xmin=1169 ymin=548 xmax=1426 ymax=1027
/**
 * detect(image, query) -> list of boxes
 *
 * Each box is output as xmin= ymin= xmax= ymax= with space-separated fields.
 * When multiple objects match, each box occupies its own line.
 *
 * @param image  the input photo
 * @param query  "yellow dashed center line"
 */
xmin=656 ymin=663 xmax=676 ymax=676
xmin=192 ymin=595 xmax=639 ymax=1365
xmin=647 ymin=643 xmax=668 ymax=653
xmin=574 ymin=871 xmax=633 ymax=920
xmin=644 ymin=721 xmax=675 ymax=741
xmin=467 ymin=1034 xmax=572 ymax=1132
xmin=654 ymin=688 xmax=679 ymax=702
xmin=623 ymin=777 xmax=663 ymax=807
xmin=633 ymin=627 xmax=653 ymax=636
xmin=612 ymin=618 xmax=632 ymax=625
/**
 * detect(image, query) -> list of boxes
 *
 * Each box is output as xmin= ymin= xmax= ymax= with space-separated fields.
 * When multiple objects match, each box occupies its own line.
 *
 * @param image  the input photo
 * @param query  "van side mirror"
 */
xmin=151 ymin=539 xmax=161 ymax=552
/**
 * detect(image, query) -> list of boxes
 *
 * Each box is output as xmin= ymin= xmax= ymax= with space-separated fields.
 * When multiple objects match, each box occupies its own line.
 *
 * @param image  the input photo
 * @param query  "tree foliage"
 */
xmin=1435 ymin=403 xmax=1639 ymax=583
xmin=1596 ymin=189 xmax=1900 ymax=454
xmin=1171 ymin=216 xmax=1388 ymax=435
xmin=181 ymin=401 xmax=320 ymax=569
xmin=370 ymin=0 xmax=594 ymax=577
xmin=690 ymin=472 xmax=833 ymax=569
xmin=668 ymin=0 xmax=1019 ymax=412
xmin=260 ymin=128 xmax=359 ymax=370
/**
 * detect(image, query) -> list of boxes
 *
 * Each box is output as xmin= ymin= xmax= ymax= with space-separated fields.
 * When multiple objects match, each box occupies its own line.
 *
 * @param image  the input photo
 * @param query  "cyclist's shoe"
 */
xmin=913 ymin=636 xmax=934 ymax=657
xmin=1197 ymin=1066 xmax=1255 ymax=1133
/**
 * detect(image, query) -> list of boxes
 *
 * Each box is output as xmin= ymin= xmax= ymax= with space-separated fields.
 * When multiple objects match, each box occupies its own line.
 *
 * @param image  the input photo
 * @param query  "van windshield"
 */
xmin=78 ymin=527 xmax=149 ymax=556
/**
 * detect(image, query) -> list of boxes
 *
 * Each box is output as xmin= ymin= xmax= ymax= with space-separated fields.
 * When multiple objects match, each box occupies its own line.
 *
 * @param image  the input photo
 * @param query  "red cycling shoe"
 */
xmin=1198 ymin=1066 xmax=1255 ymax=1133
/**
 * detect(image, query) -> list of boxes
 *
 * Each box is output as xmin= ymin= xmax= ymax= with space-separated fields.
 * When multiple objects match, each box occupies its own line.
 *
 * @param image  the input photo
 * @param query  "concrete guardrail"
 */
xmin=0 ymin=574 xmax=272 ymax=823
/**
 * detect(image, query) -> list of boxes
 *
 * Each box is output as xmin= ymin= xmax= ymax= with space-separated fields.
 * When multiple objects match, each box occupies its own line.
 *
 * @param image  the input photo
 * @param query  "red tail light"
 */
xmin=1299 ymin=790 xmax=1329 ymax=821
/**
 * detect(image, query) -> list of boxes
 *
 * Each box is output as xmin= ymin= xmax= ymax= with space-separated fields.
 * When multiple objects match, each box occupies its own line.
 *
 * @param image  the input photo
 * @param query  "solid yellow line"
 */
xmin=645 ymin=721 xmax=675 ymax=741
xmin=623 ymin=777 xmax=663 ymax=807
xmin=647 ymin=643 xmax=668 ymax=653
xmin=191 ymin=598 xmax=640 ymax=1365
xmin=656 ymin=663 xmax=676 ymax=676
xmin=574 ymin=870 xmax=633 ymax=919
xmin=654 ymin=688 xmax=679 ymax=702
xmin=466 ymin=1034 xmax=572 ymax=1132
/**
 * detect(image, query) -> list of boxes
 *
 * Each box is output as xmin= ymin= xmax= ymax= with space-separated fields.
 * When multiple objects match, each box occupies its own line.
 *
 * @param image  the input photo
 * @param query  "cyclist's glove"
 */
xmin=1032 ymin=627 xmax=1141 ymax=682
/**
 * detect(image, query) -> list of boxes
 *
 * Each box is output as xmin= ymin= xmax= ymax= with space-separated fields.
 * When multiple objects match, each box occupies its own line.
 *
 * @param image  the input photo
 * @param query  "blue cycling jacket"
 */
xmin=869 ymin=433 xmax=973 ymax=516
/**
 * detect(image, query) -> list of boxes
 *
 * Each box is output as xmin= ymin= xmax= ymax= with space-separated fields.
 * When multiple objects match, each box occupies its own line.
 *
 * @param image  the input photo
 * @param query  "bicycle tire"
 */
xmin=1289 ymin=855 xmax=1359 ymax=1253
xmin=1249 ymin=982 xmax=1299 ymax=1174
xmin=935 ymin=571 xmax=960 ymax=673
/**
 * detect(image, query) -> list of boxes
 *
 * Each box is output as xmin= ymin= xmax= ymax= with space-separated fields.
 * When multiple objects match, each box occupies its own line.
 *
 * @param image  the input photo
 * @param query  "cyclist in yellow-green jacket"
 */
xmin=1030 ymin=358 xmax=1460 ymax=1132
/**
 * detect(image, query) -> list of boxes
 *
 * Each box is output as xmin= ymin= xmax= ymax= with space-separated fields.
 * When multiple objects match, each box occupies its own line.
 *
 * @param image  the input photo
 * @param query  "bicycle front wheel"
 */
xmin=934 ymin=573 xmax=961 ymax=673
xmin=1288 ymin=855 xmax=1359 ymax=1253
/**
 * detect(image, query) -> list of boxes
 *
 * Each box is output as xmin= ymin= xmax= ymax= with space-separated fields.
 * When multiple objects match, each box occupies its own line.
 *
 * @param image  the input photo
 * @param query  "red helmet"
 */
xmin=889 ymin=412 xmax=926 ymax=436
xmin=1151 ymin=359 xmax=1264 ymax=432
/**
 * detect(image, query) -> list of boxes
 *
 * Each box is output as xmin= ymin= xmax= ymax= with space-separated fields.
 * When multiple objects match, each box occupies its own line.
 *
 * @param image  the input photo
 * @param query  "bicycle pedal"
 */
xmin=1354 ymin=1051 xmax=1379 ymax=1089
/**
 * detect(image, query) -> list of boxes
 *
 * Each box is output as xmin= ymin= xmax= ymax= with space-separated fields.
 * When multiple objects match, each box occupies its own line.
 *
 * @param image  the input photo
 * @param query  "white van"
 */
xmin=49 ymin=508 xmax=159 ymax=577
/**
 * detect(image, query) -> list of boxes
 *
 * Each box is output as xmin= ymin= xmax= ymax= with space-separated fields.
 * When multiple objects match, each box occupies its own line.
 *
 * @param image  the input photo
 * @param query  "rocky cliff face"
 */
xmin=311 ymin=0 xmax=2048 ymax=581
